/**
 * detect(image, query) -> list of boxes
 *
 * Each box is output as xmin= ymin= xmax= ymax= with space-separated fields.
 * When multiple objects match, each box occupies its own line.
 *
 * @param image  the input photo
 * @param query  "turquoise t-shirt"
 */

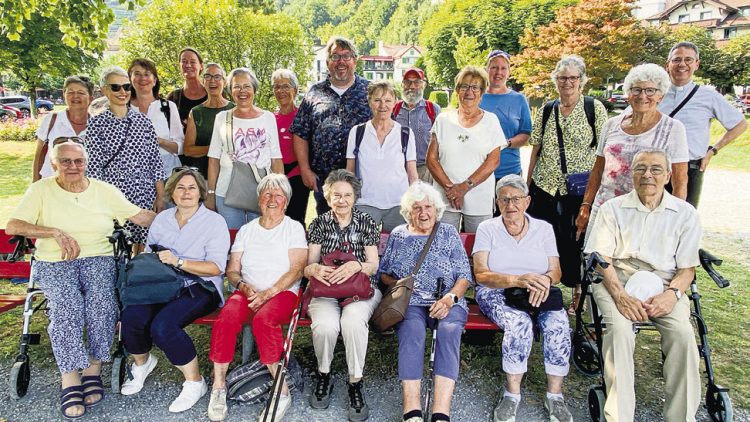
xmin=480 ymin=90 xmax=532 ymax=178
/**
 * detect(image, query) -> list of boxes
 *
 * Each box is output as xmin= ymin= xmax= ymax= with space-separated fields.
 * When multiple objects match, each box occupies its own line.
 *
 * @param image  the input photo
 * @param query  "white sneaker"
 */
xmin=258 ymin=393 xmax=291 ymax=422
xmin=169 ymin=377 xmax=209 ymax=413
xmin=208 ymin=388 xmax=229 ymax=421
xmin=120 ymin=354 xmax=158 ymax=396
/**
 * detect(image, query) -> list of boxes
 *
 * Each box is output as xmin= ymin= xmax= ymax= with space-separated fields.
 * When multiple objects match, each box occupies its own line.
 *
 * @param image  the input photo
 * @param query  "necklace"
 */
xmin=505 ymin=217 xmax=527 ymax=237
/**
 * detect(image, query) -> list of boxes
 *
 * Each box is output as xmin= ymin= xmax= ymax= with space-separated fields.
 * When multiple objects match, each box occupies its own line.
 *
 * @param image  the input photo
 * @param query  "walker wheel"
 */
xmin=573 ymin=334 xmax=601 ymax=377
xmin=706 ymin=385 xmax=733 ymax=422
xmin=587 ymin=385 xmax=605 ymax=422
xmin=110 ymin=353 xmax=127 ymax=394
xmin=9 ymin=357 xmax=31 ymax=399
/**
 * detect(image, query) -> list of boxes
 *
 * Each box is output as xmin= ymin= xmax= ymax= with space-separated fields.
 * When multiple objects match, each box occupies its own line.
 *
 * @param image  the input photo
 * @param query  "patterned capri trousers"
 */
xmin=476 ymin=287 xmax=571 ymax=376
xmin=31 ymin=256 xmax=118 ymax=373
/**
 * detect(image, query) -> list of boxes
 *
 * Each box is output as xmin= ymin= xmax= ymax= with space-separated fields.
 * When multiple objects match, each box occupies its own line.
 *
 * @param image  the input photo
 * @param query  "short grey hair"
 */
xmin=632 ymin=147 xmax=672 ymax=169
xmin=256 ymin=173 xmax=293 ymax=201
xmin=622 ymin=63 xmax=670 ymax=96
xmin=323 ymin=169 xmax=361 ymax=202
xmin=551 ymin=55 xmax=588 ymax=88
xmin=51 ymin=141 xmax=89 ymax=164
xmin=228 ymin=67 xmax=259 ymax=94
xmin=64 ymin=75 xmax=94 ymax=96
xmin=326 ymin=36 xmax=358 ymax=58
xmin=271 ymin=69 xmax=299 ymax=91
xmin=367 ymin=80 xmax=397 ymax=101
xmin=495 ymin=174 xmax=528 ymax=197
xmin=99 ymin=66 xmax=129 ymax=87
xmin=668 ymin=41 xmax=700 ymax=60
xmin=399 ymin=181 xmax=447 ymax=221
xmin=204 ymin=62 xmax=226 ymax=77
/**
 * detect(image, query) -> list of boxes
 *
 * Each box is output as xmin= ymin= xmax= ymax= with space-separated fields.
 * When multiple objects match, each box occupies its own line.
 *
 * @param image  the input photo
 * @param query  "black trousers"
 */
xmin=287 ymin=175 xmax=310 ymax=228
xmin=666 ymin=158 xmax=703 ymax=208
xmin=527 ymin=182 xmax=583 ymax=287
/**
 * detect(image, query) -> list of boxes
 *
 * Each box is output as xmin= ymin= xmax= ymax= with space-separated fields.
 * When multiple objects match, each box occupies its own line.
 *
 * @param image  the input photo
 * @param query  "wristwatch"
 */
xmin=707 ymin=145 xmax=719 ymax=156
xmin=465 ymin=179 xmax=475 ymax=189
xmin=176 ymin=258 xmax=185 ymax=269
xmin=207 ymin=189 xmax=216 ymax=195
xmin=667 ymin=287 xmax=682 ymax=300
xmin=447 ymin=293 xmax=459 ymax=305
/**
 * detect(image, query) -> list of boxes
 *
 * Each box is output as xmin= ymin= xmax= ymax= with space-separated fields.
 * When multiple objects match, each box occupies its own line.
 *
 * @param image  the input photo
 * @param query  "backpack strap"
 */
xmin=352 ymin=123 xmax=366 ymax=179
xmin=424 ymin=100 xmax=436 ymax=124
xmin=160 ymin=98 xmax=171 ymax=131
xmin=537 ymin=100 xmax=556 ymax=157
xmin=583 ymin=96 xmax=597 ymax=148
xmin=391 ymin=100 xmax=403 ymax=120
xmin=400 ymin=126 xmax=409 ymax=158
xmin=668 ymin=84 xmax=700 ymax=118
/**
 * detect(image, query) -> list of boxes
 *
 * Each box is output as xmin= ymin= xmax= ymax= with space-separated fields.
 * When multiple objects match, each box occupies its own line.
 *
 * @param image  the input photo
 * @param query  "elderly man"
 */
xmin=392 ymin=67 xmax=441 ymax=183
xmin=584 ymin=148 xmax=702 ymax=422
xmin=480 ymin=50 xmax=531 ymax=186
xmin=291 ymin=36 xmax=371 ymax=215
xmin=659 ymin=41 xmax=747 ymax=207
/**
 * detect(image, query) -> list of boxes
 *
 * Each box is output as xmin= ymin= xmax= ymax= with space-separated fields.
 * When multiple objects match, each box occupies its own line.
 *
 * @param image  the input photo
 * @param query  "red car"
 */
xmin=0 ymin=104 xmax=23 ymax=122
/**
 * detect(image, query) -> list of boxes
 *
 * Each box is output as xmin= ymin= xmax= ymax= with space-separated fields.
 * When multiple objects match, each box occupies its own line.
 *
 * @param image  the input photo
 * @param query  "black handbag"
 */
xmin=117 ymin=253 xmax=188 ymax=309
xmin=553 ymin=103 xmax=590 ymax=197
xmin=503 ymin=286 xmax=564 ymax=314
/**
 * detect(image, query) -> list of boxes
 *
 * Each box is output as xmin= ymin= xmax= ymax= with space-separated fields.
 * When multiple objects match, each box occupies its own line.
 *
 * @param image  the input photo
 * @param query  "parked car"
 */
xmin=0 ymin=95 xmax=54 ymax=117
xmin=739 ymin=94 xmax=750 ymax=114
xmin=605 ymin=93 xmax=629 ymax=110
xmin=0 ymin=105 xmax=23 ymax=122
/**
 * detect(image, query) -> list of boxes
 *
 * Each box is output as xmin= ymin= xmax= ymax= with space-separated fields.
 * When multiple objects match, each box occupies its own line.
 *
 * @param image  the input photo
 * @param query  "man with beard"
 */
xmin=393 ymin=67 xmax=441 ymax=183
xmin=291 ymin=36 xmax=371 ymax=215
xmin=658 ymin=41 xmax=746 ymax=207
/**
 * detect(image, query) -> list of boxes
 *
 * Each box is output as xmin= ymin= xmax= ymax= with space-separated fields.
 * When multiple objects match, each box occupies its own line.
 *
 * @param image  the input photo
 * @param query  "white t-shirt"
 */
xmin=35 ymin=111 xmax=86 ymax=178
xmin=346 ymin=121 xmax=416 ymax=208
xmin=130 ymin=99 xmax=184 ymax=178
xmin=430 ymin=110 xmax=505 ymax=215
xmin=207 ymin=110 xmax=282 ymax=197
xmin=231 ymin=216 xmax=308 ymax=294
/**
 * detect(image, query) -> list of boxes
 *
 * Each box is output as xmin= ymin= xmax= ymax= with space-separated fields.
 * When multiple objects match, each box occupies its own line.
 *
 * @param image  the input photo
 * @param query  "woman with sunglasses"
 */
xmin=32 ymin=75 xmax=94 ymax=182
xmin=128 ymin=58 xmax=184 ymax=179
xmin=86 ymin=66 xmax=165 ymax=251
xmin=167 ymin=47 xmax=208 ymax=131
xmin=183 ymin=63 xmax=234 ymax=180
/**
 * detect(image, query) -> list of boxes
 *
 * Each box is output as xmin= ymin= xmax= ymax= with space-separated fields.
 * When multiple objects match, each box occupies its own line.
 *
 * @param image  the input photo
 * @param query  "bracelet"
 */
xmin=542 ymin=274 xmax=553 ymax=284
xmin=207 ymin=189 xmax=216 ymax=194
xmin=707 ymin=145 xmax=719 ymax=156
xmin=580 ymin=202 xmax=591 ymax=208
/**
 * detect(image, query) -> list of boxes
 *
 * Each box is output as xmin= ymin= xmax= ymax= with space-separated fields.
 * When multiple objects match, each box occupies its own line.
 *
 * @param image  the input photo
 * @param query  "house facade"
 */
xmin=638 ymin=0 xmax=750 ymax=45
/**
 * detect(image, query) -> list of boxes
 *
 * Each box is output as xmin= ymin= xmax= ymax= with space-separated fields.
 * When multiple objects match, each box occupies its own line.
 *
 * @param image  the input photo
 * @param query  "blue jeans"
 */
xmin=216 ymin=195 xmax=259 ymax=229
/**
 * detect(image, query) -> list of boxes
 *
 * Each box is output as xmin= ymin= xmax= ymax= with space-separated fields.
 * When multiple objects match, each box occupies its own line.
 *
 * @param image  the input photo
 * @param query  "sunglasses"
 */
xmin=52 ymin=136 xmax=85 ymax=147
xmin=106 ymin=83 xmax=132 ymax=92
xmin=170 ymin=166 xmax=200 ymax=176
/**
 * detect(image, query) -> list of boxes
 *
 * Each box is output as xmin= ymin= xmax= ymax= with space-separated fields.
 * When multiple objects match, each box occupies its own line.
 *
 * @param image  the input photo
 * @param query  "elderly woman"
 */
xmin=304 ymin=169 xmax=380 ymax=421
xmin=272 ymin=68 xmax=309 ymax=226
xmin=207 ymin=67 xmax=283 ymax=229
xmin=167 ymin=47 xmax=208 ymax=131
xmin=379 ymin=182 xmax=472 ymax=422
xmin=183 ymin=63 xmax=234 ymax=179
xmin=576 ymin=63 xmax=689 ymax=241
xmin=207 ymin=174 xmax=307 ymax=422
xmin=128 ymin=58 xmax=184 ymax=179
xmin=119 ymin=168 xmax=229 ymax=413
xmin=426 ymin=65 xmax=504 ymax=233
xmin=6 ymin=141 xmax=154 ymax=419
xmin=86 ymin=66 xmax=164 ymax=250
xmin=473 ymin=175 xmax=572 ymax=422
xmin=345 ymin=80 xmax=418 ymax=232
xmin=526 ymin=55 xmax=608 ymax=313
xmin=32 ymin=75 xmax=94 ymax=182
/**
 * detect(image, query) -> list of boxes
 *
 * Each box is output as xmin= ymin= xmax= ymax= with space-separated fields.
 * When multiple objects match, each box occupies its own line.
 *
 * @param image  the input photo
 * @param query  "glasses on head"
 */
xmin=273 ymin=84 xmax=293 ymax=92
xmin=52 ymin=136 xmax=84 ymax=147
xmin=632 ymin=165 xmax=666 ymax=175
xmin=203 ymin=73 xmax=224 ymax=82
xmin=556 ymin=76 xmax=580 ymax=83
xmin=629 ymin=87 xmax=660 ymax=97
xmin=498 ymin=196 xmax=528 ymax=206
xmin=232 ymin=84 xmax=254 ymax=92
xmin=330 ymin=53 xmax=354 ymax=62
xmin=457 ymin=84 xmax=482 ymax=93
xmin=670 ymin=57 xmax=696 ymax=65
xmin=58 ymin=158 xmax=86 ymax=168
xmin=170 ymin=166 xmax=200 ymax=176
xmin=106 ymin=83 xmax=132 ymax=92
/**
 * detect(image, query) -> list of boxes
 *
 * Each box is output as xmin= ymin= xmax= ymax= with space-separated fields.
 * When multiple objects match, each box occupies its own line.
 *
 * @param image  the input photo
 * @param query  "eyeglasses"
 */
xmin=670 ymin=57 xmax=696 ymax=65
xmin=457 ymin=84 xmax=482 ymax=93
xmin=556 ymin=76 xmax=580 ymax=83
xmin=232 ymin=84 xmax=254 ymax=92
xmin=498 ymin=196 xmax=528 ymax=206
xmin=273 ymin=84 xmax=293 ymax=92
xmin=52 ymin=136 xmax=84 ymax=147
xmin=58 ymin=158 xmax=86 ymax=168
xmin=403 ymin=80 xmax=423 ymax=87
xmin=170 ymin=166 xmax=200 ymax=176
xmin=629 ymin=87 xmax=660 ymax=97
xmin=330 ymin=192 xmax=354 ymax=201
xmin=330 ymin=53 xmax=354 ymax=62
xmin=203 ymin=73 xmax=224 ymax=82
xmin=106 ymin=83 xmax=132 ymax=92
xmin=632 ymin=165 xmax=666 ymax=175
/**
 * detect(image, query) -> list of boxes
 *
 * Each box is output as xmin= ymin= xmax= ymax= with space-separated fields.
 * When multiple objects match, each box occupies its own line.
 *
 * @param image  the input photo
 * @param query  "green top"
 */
xmin=191 ymin=102 xmax=235 ymax=147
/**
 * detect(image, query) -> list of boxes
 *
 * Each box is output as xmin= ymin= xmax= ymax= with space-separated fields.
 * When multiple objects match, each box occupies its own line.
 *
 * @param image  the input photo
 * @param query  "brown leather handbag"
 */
xmin=371 ymin=224 xmax=439 ymax=332
xmin=307 ymin=247 xmax=373 ymax=303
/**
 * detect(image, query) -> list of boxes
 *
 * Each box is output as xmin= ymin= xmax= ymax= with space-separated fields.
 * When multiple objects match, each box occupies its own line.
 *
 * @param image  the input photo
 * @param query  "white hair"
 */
xmin=551 ymin=55 xmax=589 ymax=89
xmin=495 ymin=174 xmax=528 ymax=197
xmin=256 ymin=173 xmax=293 ymax=201
xmin=271 ymin=69 xmax=299 ymax=91
xmin=399 ymin=181 xmax=447 ymax=221
xmin=632 ymin=147 xmax=672 ymax=169
xmin=623 ymin=63 xmax=671 ymax=95
xmin=99 ymin=66 xmax=129 ymax=87
xmin=51 ymin=141 xmax=89 ymax=164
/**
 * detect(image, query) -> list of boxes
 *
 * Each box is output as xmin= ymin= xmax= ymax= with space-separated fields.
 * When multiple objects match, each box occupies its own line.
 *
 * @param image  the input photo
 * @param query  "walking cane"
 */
xmin=424 ymin=277 xmax=445 ymax=420
xmin=261 ymin=278 xmax=308 ymax=422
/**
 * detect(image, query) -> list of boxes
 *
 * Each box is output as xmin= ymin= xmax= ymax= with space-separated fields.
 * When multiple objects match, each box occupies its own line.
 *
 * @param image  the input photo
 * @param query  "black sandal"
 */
xmin=60 ymin=385 xmax=86 ymax=420
xmin=81 ymin=375 xmax=105 ymax=407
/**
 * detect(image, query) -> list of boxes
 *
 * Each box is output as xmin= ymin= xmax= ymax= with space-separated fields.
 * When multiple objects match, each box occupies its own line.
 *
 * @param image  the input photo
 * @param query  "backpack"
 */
xmin=392 ymin=100 xmax=436 ymax=124
xmin=352 ymin=123 xmax=410 ymax=179
xmin=225 ymin=356 xmax=304 ymax=404
xmin=540 ymin=96 xmax=598 ymax=149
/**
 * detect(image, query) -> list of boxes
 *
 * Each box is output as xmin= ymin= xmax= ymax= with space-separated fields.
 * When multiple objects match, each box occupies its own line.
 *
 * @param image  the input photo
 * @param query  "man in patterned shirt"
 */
xmin=291 ymin=36 xmax=371 ymax=215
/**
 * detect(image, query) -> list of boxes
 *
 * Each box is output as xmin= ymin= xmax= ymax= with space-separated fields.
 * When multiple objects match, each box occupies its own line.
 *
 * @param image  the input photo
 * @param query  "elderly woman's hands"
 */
xmin=156 ymin=249 xmax=179 ymax=266
xmin=429 ymin=295 xmax=454 ymax=320
xmin=517 ymin=273 xmax=551 ymax=307
xmin=53 ymin=229 xmax=81 ymax=260
xmin=444 ymin=182 xmax=469 ymax=209
xmin=247 ymin=287 xmax=275 ymax=311
xmin=328 ymin=261 xmax=363 ymax=285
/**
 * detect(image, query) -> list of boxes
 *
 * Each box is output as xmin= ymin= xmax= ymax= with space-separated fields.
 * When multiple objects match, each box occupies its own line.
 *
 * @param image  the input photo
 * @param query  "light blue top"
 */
xmin=393 ymin=98 xmax=441 ymax=166
xmin=658 ymin=81 xmax=744 ymax=160
xmin=145 ymin=204 xmax=231 ymax=304
xmin=480 ymin=90 xmax=532 ymax=178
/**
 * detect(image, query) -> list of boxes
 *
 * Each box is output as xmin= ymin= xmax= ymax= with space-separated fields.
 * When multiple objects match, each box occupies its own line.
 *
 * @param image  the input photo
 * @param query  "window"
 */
xmin=678 ymin=14 xmax=690 ymax=23
xmin=402 ymin=57 xmax=409 ymax=64
xmin=724 ymin=27 xmax=737 ymax=38
xmin=692 ymin=3 xmax=700 ymax=9
xmin=366 ymin=72 xmax=373 ymax=80
xmin=742 ymin=7 xmax=750 ymax=17
xmin=700 ymin=11 xmax=712 ymax=20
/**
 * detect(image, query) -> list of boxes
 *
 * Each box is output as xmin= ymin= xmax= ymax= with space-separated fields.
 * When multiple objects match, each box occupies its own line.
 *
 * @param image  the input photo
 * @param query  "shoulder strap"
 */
xmin=160 ymin=98 xmax=171 ymax=130
xmin=554 ymin=103 xmax=570 ymax=176
xmin=45 ymin=112 xmax=58 ymax=142
xmin=102 ymin=118 xmax=132 ymax=171
xmin=425 ymin=100 xmax=436 ymax=123
xmin=392 ymin=100 xmax=403 ymax=119
xmin=353 ymin=123 xmax=366 ymax=178
xmin=537 ymin=100 xmax=556 ymax=157
xmin=400 ymin=126 xmax=409 ymax=158
xmin=583 ymin=96 xmax=597 ymax=148
xmin=669 ymin=85 xmax=700 ymax=118
xmin=225 ymin=109 xmax=235 ymax=156
xmin=410 ymin=223 xmax=440 ymax=277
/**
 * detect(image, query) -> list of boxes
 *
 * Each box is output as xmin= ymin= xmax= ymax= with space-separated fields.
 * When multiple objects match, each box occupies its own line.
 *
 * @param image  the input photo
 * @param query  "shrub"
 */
xmin=0 ymin=119 xmax=39 ymax=142
xmin=429 ymin=91 xmax=449 ymax=108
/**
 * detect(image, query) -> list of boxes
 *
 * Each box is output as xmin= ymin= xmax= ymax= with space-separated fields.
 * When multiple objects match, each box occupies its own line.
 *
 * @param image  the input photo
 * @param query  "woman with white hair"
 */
xmin=207 ymin=67 xmax=283 ymax=229
xmin=473 ymin=175 xmax=572 ymax=422
xmin=576 ymin=63 xmax=689 ymax=241
xmin=378 ymin=181 xmax=473 ymax=422
xmin=526 ymin=55 xmax=608 ymax=313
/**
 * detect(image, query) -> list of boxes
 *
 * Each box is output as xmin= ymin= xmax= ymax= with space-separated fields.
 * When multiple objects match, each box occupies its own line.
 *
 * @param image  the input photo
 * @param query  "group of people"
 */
xmin=8 ymin=35 xmax=746 ymax=422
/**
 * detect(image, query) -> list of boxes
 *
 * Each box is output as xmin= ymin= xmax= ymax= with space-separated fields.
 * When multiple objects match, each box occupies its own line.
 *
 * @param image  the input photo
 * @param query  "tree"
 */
xmin=512 ymin=0 xmax=647 ymax=100
xmin=1 ymin=0 xmax=144 ymax=52
xmin=0 ymin=12 xmax=97 ymax=117
xmin=119 ymin=0 xmax=309 ymax=109
xmin=381 ymin=0 xmax=439 ymax=45
xmin=453 ymin=32 xmax=487 ymax=70
xmin=723 ymin=34 xmax=750 ymax=88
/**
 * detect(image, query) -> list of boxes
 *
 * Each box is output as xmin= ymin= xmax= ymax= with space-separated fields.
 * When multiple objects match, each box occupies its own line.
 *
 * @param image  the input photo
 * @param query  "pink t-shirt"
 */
xmin=275 ymin=108 xmax=300 ymax=178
